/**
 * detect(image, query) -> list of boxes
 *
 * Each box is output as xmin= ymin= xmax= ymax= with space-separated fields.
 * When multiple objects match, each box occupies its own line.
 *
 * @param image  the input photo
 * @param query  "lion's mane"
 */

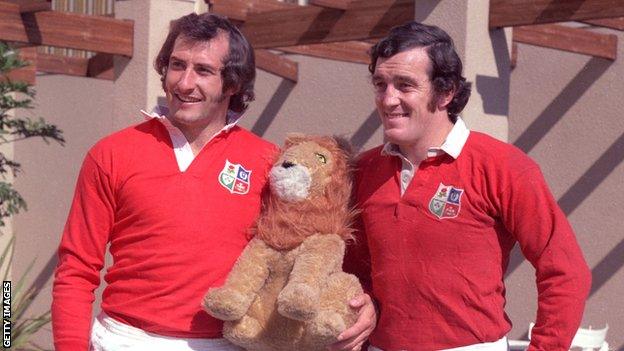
xmin=252 ymin=135 xmax=356 ymax=250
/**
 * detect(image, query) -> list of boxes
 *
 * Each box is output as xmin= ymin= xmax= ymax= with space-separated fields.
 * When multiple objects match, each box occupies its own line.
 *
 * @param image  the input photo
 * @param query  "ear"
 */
xmin=284 ymin=133 xmax=308 ymax=148
xmin=224 ymin=84 xmax=238 ymax=97
xmin=437 ymin=88 xmax=455 ymax=110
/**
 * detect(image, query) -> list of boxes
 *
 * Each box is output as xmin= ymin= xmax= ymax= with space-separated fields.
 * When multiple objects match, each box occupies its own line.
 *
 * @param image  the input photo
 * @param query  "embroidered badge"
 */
xmin=219 ymin=160 xmax=252 ymax=195
xmin=429 ymin=183 xmax=464 ymax=219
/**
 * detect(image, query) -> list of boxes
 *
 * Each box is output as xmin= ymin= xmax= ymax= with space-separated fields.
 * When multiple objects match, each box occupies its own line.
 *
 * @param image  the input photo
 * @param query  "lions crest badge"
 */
xmin=219 ymin=160 xmax=252 ymax=195
xmin=429 ymin=183 xmax=464 ymax=219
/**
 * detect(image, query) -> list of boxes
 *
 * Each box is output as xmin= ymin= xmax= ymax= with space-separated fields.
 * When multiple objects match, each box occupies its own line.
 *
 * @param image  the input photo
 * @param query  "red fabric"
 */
xmin=352 ymin=132 xmax=591 ymax=351
xmin=52 ymin=119 xmax=278 ymax=351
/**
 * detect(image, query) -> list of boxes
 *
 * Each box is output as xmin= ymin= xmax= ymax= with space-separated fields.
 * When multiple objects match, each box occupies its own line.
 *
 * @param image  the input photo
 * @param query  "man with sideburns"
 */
xmin=346 ymin=22 xmax=591 ymax=351
xmin=51 ymin=13 xmax=279 ymax=351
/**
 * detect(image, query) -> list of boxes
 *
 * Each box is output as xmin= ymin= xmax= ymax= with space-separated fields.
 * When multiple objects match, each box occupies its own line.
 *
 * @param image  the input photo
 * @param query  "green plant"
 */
xmin=1 ymin=236 xmax=51 ymax=351
xmin=0 ymin=42 xmax=65 ymax=226
xmin=1 ymin=42 xmax=65 ymax=350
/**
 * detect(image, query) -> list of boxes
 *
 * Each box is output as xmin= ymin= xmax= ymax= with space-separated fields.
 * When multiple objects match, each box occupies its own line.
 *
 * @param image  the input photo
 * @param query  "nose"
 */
xmin=176 ymin=68 xmax=196 ymax=92
xmin=282 ymin=161 xmax=296 ymax=168
xmin=379 ymin=85 xmax=400 ymax=107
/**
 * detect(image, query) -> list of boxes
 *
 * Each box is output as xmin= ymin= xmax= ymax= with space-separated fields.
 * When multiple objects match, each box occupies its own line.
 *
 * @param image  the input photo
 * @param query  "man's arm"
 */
xmin=52 ymin=152 xmax=114 ymax=351
xmin=501 ymin=166 xmax=591 ymax=351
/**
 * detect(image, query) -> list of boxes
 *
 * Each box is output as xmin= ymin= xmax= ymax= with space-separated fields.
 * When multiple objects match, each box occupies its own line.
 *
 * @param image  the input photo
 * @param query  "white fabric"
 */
xmin=140 ymin=106 xmax=238 ymax=172
xmin=368 ymin=336 xmax=508 ymax=351
xmin=382 ymin=117 xmax=470 ymax=195
xmin=89 ymin=312 xmax=243 ymax=351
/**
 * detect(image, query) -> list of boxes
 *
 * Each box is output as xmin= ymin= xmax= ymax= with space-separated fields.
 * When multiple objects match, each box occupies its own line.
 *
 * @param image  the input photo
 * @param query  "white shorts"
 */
xmin=89 ymin=312 xmax=244 ymax=351
xmin=369 ymin=336 xmax=508 ymax=351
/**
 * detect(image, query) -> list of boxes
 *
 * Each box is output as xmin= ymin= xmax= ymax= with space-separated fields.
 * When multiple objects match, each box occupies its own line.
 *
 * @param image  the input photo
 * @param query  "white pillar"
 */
xmin=113 ymin=0 xmax=195 ymax=129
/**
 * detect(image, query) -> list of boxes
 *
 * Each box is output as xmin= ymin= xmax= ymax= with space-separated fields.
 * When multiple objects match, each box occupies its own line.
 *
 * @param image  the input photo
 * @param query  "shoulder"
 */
xmin=87 ymin=119 xmax=162 ymax=169
xmin=462 ymin=131 xmax=539 ymax=171
xmin=356 ymin=145 xmax=385 ymax=169
xmin=230 ymin=126 xmax=278 ymax=152
xmin=90 ymin=119 xmax=160 ymax=153
xmin=227 ymin=126 xmax=280 ymax=166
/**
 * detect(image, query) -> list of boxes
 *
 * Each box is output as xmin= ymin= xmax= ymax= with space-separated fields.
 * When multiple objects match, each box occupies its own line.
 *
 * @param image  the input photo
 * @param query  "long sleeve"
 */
xmin=500 ymin=166 xmax=591 ymax=351
xmin=52 ymin=152 xmax=115 ymax=351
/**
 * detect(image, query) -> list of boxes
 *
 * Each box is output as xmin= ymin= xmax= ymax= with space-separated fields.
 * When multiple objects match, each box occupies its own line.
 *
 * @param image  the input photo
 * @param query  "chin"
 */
xmin=384 ymin=130 xmax=409 ymax=144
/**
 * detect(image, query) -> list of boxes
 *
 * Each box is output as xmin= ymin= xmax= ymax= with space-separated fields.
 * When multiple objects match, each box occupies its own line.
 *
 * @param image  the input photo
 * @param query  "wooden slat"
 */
xmin=490 ymin=0 xmax=624 ymax=28
xmin=0 ymin=9 xmax=133 ymax=57
xmin=513 ymin=24 xmax=617 ymax=60
xmin=86 ymin=53 xmax=114 ymax=79
xmin=309 ymin=0 xmax=352 ymax=10
xmin=277 ymin=41 xmax=372 ymax=64
xmin=2 ymin=46 xmax=36 ymax=84
xmin=36 ymin=52 xmax=87 ymax=76
xmin=0 ymin=0 xmax=51 ymax=13
xmin=36 ymin=52 xmax=114 ymax=80
xmin=210 ymin=0 xmax=297 ymax=21
xmin=255 ymin=49 xmax=298 ymax=82
xmin=240 ymin=0 xmax=413 ymax=48
xmin=582 ymin=17 xmax=624 ymax=31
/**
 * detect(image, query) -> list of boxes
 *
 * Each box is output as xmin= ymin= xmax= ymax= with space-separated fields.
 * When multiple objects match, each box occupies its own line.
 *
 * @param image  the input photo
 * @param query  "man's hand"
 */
xmin=327 ymin=293 xmax=377 ymax=351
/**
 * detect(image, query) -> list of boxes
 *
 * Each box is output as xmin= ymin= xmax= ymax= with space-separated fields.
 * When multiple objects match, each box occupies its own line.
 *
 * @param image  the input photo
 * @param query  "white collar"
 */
xmin=139 ymin=105 xmax=238 ymax=134
xmin=382 ymin=117 xmax=470 ymax=160
xmin=139 ymin=106 xmax=238 ymax=172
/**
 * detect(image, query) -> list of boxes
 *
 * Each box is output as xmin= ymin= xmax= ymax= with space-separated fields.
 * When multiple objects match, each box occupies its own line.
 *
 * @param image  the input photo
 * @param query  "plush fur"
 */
xmin=203 ymin=135 xmax=362 ymax=351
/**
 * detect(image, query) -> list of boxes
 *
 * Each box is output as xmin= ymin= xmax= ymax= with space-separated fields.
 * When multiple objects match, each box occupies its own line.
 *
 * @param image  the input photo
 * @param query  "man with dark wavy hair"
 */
xmin=52 ymin=13 xmax=278 ymax=351
xmin=346 ymin=22 xmax=591 ymax=351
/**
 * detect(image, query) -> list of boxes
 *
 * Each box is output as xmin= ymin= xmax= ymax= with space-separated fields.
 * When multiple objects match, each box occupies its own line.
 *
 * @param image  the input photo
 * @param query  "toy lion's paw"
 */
xmin=277 ymin=282 xmax=320 ymax=321
xmin=306 ymin=310 xmax=346 ymax=345
xmin=203 ymin=286 xmax=253 ymax=321
xmin=224 ymin=315 xmax=263 ymax=345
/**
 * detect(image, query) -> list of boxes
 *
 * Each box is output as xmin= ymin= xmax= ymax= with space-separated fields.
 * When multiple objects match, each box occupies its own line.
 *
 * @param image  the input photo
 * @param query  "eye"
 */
xmin=197 ymin=66 xmax=216 ymax=76
xmin=372 ymin=80 xmax=386 ymax=91
xmin=315 ymin=153 xmax=327 ymax=164
xmin=169 ymin=60 xmax=184 ymax=70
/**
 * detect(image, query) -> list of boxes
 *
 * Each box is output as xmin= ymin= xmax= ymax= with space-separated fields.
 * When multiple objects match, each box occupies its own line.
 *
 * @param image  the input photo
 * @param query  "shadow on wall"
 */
xmin=350 ymin=110 xmax=381 ymax=152
xmin=505 ymin=57 xmax=615 ymax=279
xmin=513 ymin=57 xmax=612 ymax=154
xmin=251 ymin=79 xmax=296 ymax=137
xmin=24 ymin=254 xmax=56 ymax=303
xmin=505 ymin=58 xmax=623 ymax=300
xmin=475 ymin=29 xmax=511 ymax=116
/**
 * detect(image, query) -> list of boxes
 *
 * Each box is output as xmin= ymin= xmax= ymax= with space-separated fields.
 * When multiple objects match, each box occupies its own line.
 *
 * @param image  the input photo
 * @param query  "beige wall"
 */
xmin=13 ymin=75 xmax=116 ymax=347
xmin=240 ymin=55 xmax=379 ymax=150
xmin=507 ymin=27 xmax=624 ymax=349
xmin=10 ymin=0 xmax=623 ymax=349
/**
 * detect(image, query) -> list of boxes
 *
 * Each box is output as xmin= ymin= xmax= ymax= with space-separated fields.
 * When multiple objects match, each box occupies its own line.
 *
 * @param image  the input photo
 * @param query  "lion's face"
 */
xmin=270 ymin=140 xmax=336 ymax=202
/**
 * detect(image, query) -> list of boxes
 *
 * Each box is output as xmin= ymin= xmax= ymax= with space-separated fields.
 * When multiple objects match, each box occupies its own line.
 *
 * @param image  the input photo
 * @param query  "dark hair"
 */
xmin=154 ymin=13 xmax=255 ymax=114
xmin=369 ymin=22 xmax=471 ymax=122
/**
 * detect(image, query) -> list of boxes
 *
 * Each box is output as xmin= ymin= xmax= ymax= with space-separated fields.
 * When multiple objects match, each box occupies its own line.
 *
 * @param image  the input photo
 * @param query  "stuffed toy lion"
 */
xmin=203 ymin=134 xmax=363 ymax=351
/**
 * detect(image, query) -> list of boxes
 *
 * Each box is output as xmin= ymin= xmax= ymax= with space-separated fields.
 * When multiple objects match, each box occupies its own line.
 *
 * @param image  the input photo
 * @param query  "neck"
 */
xmin=170 ymin=112 xmax=228 ymax=155
xmin=399 ymin=113 xmax=454 ymax=164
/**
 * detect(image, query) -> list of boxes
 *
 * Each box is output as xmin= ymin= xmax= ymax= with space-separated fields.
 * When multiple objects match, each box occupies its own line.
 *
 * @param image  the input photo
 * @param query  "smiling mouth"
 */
xmin=175 ymin=93 xmax=202 ymax=103
xmin=385 ymin=112 xmax=409 ymax=118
